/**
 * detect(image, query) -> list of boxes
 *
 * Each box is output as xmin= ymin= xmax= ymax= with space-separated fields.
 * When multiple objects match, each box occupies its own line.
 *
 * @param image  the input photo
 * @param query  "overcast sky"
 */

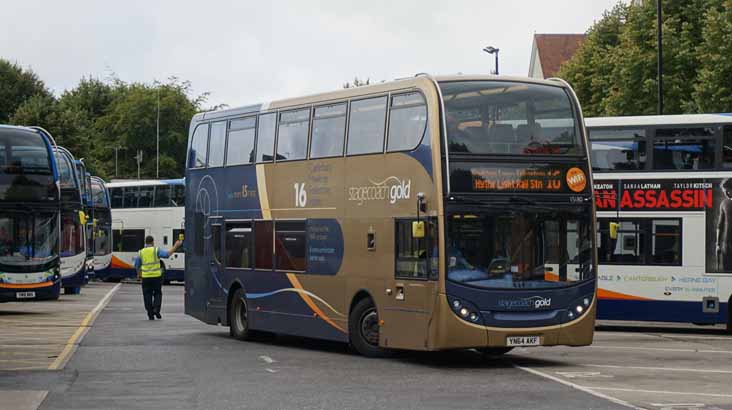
xmin=2 ymin=0 xmax=619 ymax=109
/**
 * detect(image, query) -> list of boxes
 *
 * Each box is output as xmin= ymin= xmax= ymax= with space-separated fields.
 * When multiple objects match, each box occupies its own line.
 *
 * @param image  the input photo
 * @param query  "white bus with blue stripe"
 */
xmin=587 ymin=113 xmax=732 ymax=330
xmin=104 ymin=179 xmax=185 ymax=282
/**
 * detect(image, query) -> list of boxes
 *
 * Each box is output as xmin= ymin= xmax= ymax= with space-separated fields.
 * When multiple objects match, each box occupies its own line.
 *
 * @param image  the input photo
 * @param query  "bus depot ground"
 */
xmin=1 ymin=284 xmax=731 ymax=410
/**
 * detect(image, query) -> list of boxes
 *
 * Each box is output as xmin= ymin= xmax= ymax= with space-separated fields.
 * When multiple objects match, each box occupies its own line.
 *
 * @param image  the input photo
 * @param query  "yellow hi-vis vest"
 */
xmin=138 ymin=247 xmax=162 ymax=278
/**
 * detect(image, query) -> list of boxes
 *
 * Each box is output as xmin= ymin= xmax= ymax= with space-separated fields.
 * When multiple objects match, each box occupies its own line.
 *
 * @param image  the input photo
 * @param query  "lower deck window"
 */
xmin=275 ymin=221 xmax=306 ymax=271
xmin=225 ymin=223 xmax=252 ymax=269
xmin=395 ymin=219 xmax=437 ymax=280
xmin=597 ymin=218 xmax=681 ymax=266
xmin=112 ymin=229 xmax=145 ymax=252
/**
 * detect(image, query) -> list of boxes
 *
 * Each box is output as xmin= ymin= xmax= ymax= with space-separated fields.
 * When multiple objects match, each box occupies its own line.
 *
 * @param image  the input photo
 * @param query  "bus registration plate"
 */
xmin=506 ymin=336 xmax=540 ymax=347
xmin=16 ymin=291 xmax=36 ymax=299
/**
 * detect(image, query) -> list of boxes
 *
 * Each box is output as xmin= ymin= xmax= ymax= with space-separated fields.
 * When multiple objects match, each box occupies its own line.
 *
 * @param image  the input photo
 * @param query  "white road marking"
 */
xmin=259 ymin=355 xmax=276 ymax=364
xmin=582 ymin=364 xmax=732 ymax=374
xmin=555 ymin=371 xmax=613 ymax=379
xmin=590 ymin=387 xmax=732 ymax=399
xmin=589 ymin=345 xmax=732 ymax=354
xmin=512 ymin=364 xmax=647 ymax=410
xmin=265 ymin=368 xmax=277 ymax=373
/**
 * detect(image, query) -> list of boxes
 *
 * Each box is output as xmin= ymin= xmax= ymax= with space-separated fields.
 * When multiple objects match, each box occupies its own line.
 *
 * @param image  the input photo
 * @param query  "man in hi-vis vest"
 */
xmin=135 ymin=235 xmax=182 ymax=320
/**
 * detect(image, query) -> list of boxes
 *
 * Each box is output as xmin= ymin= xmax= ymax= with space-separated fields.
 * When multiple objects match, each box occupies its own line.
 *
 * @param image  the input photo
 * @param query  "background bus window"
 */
xmin=189 ymin=123 xmax=209 ymax=168
xmin=275 ymin=221 xmax=306 ymax=271
xmin=394 ymin=219 xmax=435 ymax=279
xmin=172 ymin=185 xmax=185 ymax=207
xmin=110 ymin=187 xmax=123 ymax=208
xmin=347 ymin=96 xmax=387 ymax=155
xmin=225 ymin=223 xmax=252 ymax=269
xmin=113 ymin=229 xmax=145 ymax=252
xmin=387 ymin=92 xmax=427 ymax=152
xmin=724 ymin=126 xmax=732 ymax=168
xmin=154 ymin=185 xmax=171 ymax=207
xmin=226 ymin=117 xmax=256 ymax=166
xmin=123 ymin=186 xmax=139 ymax=208
xmin=597 ymin=220 xmax=646 ymax=264
xmin=653 ymin=128 xmax=715 ymax=170
xmin=651 ymin=219 xmax=681 ymax=265
xmin=277 ymin=109 xmax=309 ymax=161
xmin=256 ymin=113 xmax=276 ymax=162
xmin=208 ymin=121 xmax=226 ymax=168
xmin=590 ymin=140 xmax=646 ymax=171
xmin=310 ymin=103 xmax=346 ymax=158
xmin=172 ymin=229 xmax=185 ymax=253
xmin=254 ymin=221 xmax=273 ymax=270
xmin=60 ymin=211 xmax=83 ymax=257
xmin=138 ymin=185 xmax=154 ymax=208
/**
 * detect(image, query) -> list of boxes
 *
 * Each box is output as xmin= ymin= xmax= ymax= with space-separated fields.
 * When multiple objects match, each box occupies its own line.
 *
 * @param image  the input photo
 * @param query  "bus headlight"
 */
xmin=447 ymin=296 xmax=483 ymax=324
xmin=575 ymin=305 xmax=584 ymax=314
xmin=566 ymin=294 xmax=593 ymax=322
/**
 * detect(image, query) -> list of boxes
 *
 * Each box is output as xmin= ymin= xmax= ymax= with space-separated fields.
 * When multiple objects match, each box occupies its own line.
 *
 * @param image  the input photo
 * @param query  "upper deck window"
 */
xmin=0 ymin=129 xmax=52 ymax=176
xmin=91 ymin=181 xmax=108 ymax=207
xmin=207 ymin=122 xmax=227 ymax=168
xmin=387 ymin=92 xmax=427 ymax=152
xmin=439 ymin=81 xmax=581 ymax=156
xmin=347 ymin=96 xmax=387 ymax=156
xmin=589 ymin=129 xmax=647 ymax=171
xmin=188 ymin=124 xmax=209 ymax=169
xmin=277 ymin=109 xmax=310 ymax=161
xmin=256 ymin=113 xmax=276 ymax=162
xmin=310 ymin=103 xmax=346 ymax=159
xmin=55 ymin=152 xmax=76 ymax=190
xmin=226 ymin=117 xmax=256 ymax=166
xmin=723 ymin=126 xmax=732 ymax=169
xmin=653 ymin=127 xmax=715 ymax=170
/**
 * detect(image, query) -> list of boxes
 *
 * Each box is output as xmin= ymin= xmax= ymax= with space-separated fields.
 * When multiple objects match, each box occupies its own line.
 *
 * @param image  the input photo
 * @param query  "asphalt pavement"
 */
xmin=1 ymin=284 xmax=731 ymax=410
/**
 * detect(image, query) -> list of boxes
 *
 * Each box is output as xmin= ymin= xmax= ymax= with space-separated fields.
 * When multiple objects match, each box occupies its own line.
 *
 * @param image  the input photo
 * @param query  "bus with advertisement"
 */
xmin=0 ymin=125 xmax=61 ymax=302
xmin=184 ymin=74 xmax=597 ymax=356
xmin=587 ymin=114 xmax=732 ymax=330
xmin=90 ymin=176 xmax=112 ymax=279
xmin=54 ymin=147 xmax=87 ymax=294
xmin=104 ymin=179 xmax=185 ymax=282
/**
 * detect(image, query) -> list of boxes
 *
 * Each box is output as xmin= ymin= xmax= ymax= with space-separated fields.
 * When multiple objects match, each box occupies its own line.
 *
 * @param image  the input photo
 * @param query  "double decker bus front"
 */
xmin=436 ymin=78 xmax=596 ymax=349
xmin=0 ymin=126 xmax=61 ymax=301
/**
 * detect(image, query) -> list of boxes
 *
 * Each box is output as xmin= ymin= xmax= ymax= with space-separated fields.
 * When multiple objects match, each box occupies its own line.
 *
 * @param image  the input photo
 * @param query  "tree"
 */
xmin=691 ymin=0 xmax=732 ymax=112
xmin=343 ymin=77 xmax=371 ymax=89
xmin=0 ymin=59 xmax=50 ymax=122
xmin=558 ymin=0 xmax=730 ymax=116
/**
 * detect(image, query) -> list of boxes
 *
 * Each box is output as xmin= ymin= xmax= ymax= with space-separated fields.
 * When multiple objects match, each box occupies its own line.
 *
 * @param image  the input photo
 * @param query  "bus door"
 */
xmin=207 ymin=217 xmax=226 ymax=312
xmin=381 ymin=218 xmax=439 ymax=350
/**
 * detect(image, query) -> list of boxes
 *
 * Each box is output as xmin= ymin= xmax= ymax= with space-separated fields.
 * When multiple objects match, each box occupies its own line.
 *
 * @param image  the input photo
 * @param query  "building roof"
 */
xmin=529 ymin=34 xmax=586 ymax=79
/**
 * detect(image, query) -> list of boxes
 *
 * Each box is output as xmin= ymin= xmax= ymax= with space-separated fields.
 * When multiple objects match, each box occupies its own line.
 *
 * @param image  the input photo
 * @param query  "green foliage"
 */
xmin=5 ymin=67 xmax=209 ymax=180
xmin=0 ymin=59 xmax=50 ymax=122
xmin=558 ymin=0 xmax=732 ymax=116
xmin=343 ymin=77 xmax=371 ymax=88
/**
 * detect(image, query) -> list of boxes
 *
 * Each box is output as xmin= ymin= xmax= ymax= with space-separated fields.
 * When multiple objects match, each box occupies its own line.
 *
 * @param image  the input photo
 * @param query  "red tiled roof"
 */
xmin=535 ymin=34 xmax=586 ymax=78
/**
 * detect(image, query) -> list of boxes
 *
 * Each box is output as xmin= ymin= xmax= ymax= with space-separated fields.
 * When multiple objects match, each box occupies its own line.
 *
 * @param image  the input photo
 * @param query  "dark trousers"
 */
xmin=142 ymin=277 xmax=163 ymax=316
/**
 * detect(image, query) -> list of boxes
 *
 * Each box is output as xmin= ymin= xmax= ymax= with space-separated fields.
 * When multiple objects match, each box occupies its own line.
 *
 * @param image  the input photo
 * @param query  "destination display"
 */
xmin=449 ymin=163 xmax=588 ymax=194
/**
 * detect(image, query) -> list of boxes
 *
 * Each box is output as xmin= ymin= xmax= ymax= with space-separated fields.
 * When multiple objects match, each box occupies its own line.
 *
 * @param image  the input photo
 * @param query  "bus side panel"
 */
xmin=185 ymin=171 xmax=210 ymax=323
xmin=598 ymin=299 xmax=727 ymax=324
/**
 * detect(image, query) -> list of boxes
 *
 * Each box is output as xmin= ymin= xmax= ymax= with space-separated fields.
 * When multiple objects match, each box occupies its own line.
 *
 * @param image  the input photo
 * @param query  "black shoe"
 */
xmin=155 ymin=312 xmax=162 ymax=319
xmin=148 ymin=314 xmax=155 ymax=320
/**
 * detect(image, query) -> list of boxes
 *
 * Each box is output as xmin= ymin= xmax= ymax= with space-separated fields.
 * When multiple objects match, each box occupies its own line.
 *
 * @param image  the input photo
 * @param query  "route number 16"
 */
xmin=294 ymin=182 xmax=307 ymax=207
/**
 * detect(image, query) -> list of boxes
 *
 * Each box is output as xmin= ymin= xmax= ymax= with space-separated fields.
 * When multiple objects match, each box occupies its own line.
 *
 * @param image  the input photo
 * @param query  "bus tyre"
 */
xmin=349 ymin=298 xmax=390 ymax=358
xmin=229 ymin=288 xmax=253 ymax=340
xmin=477 ymin=347 xmax=514 ymax=357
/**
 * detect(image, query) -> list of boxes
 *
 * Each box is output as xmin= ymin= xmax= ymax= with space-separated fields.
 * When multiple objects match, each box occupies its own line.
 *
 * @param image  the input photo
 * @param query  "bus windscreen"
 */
xmin=440 ymin=81 xmax=581 ymax=156
xmin=447 ymin=207 xmax=593 ymax=289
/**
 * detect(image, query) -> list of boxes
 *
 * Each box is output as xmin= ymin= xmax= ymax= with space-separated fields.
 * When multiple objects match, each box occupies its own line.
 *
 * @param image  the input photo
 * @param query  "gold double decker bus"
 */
xmin=184 ymin=74 xmax=597 ymax=356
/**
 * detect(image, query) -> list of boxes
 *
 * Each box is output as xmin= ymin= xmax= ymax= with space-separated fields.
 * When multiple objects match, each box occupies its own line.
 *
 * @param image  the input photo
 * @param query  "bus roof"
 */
xmin=191 ymin=74 xmax=572 ymax=124
xmin=106 ymin=178 xmax=184 ymax=188
xmin=586 ymin=113 xmax=732 ymax=128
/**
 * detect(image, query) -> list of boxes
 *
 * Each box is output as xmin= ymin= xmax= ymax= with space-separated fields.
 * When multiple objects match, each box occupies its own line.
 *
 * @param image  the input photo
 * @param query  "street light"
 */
xmin=483 ymin=46 xmax=500 ymax=75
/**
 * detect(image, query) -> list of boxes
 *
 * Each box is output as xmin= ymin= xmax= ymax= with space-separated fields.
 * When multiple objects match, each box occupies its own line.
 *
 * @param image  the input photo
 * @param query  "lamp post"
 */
xmin=657 ymin=0 xmax=663 ymax=115
xmin=483 ymin=46 xmax=500 ymax=75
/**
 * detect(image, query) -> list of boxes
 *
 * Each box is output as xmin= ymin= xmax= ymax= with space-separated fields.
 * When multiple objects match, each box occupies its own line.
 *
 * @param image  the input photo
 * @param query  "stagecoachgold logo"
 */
xmin=348 ymin=177 xmax=411 ymax=205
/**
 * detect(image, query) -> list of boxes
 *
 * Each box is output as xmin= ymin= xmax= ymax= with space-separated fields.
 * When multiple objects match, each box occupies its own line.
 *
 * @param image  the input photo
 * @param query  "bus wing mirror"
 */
xmin=609 ymin=222 xmax=619 ymax=240
xmin=79 ymin=211 xmax=87 ymax=225
xmin=412 ymin=221 xmax=425 ymax=239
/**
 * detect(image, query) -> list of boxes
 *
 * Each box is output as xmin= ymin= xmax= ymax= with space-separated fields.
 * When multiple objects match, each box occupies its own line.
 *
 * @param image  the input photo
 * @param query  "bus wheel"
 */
xmin=477 ymin=347 xmax=514 ymax=357
xmin=229 ymin=288 xmax=252 ymax=340
xmin=349 ymin=298 xmax=389 ymax=358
